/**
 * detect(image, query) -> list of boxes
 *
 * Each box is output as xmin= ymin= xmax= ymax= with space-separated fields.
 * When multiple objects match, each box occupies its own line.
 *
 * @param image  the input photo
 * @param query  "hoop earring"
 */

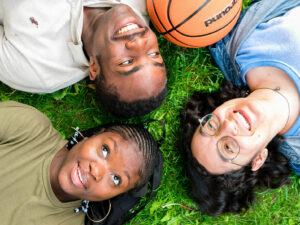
xmin=66 ymin=127 xmax=85 ymax=150
xmin=74 ymin=200 xmax=112 ymax=223
xmin=86 ymin=200 xmax=112 ymax=223
xmin=71 ymin=126 xmax=85 ymax=143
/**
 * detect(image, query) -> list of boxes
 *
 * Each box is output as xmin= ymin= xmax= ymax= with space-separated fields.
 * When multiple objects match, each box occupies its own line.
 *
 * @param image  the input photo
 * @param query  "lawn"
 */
xmin=0 ymin=0 xmax=299 ymax=224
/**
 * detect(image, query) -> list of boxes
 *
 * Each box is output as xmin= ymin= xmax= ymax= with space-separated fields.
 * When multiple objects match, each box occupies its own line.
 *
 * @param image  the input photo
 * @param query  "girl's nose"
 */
xmin=90 ymin=161 xmax=105 ymax=182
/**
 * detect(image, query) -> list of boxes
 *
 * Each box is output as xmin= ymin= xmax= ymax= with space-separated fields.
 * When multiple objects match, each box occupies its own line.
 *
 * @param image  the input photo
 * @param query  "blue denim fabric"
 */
xmin=209 ymin=0 xmax=300 ymax=175
xmin=209 ymin=0 xmax=300 ymax=87
xmin=278 ymin=137 xmax=300 ymax=176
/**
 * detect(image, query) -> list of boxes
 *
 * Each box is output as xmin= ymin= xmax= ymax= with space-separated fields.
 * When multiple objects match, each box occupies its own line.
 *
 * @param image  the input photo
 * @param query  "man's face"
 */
xmin=90 ymin=4 xmax=167 ymax=102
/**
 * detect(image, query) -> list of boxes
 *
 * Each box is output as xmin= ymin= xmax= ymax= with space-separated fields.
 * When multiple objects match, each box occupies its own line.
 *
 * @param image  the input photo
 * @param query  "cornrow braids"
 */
xmin=181 ymin=80 xmax=290 ymax=216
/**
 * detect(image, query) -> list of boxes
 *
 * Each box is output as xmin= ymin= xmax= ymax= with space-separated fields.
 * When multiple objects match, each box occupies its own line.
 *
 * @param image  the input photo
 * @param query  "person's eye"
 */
xmin=119 ymin=59 xmax=133 ymax=66
xmin=224 ymin=143 xmax=234 ymax=153
xmin=148 ymin=52 xmax=160 ymax=57
xmin=112 ymin=175 xmax=121 ymax=186
xmin=206 ymin=120 xmax=218 ymax=133
xmin=102 ymin=145 xmax=110 ymax=158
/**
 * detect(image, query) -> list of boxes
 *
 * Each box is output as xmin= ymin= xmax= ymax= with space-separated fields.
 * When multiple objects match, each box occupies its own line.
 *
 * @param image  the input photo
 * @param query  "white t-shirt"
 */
xmin=0 ymin=0 xmax=148 ymax=93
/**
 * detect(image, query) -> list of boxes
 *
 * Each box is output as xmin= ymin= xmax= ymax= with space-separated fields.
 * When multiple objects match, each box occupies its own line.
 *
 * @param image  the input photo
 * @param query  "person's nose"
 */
xmin=125 ymin=36 xmax=148 ymax=50
xmin=90 ymin=161 xmax=105 ymax=182
xmin=221 ymin=119 xmax=238 ymax=136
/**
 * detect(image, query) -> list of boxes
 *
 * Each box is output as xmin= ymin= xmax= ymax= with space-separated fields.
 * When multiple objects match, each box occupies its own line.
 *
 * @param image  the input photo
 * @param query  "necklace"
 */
xmin=254 ymin=87 xmax=290 ymax=133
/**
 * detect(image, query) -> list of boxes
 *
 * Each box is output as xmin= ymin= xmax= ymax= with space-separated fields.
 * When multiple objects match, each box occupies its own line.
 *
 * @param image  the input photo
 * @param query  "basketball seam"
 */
xmin=162 ymin=0 xmax=211 ymax=35
xmin=151 ymin=0 xmax=198 ymax=47
xmin=173 ymin=5 xmax=242 ymax=37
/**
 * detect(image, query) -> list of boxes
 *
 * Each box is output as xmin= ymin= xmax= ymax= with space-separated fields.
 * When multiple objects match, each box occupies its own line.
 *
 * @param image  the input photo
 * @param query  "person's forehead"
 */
xmin=107 ymin=133 xmax=142 ymax=180
xmin=111 ymin=66 xmax=166 ymax=101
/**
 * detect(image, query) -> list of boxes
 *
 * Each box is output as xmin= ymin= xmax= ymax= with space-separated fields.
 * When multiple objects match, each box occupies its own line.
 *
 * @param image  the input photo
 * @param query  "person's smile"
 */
xmin=233 ymin=110 xmax=251 ymax=131
xmin=71 ymin=163 xmax=87 ymax=189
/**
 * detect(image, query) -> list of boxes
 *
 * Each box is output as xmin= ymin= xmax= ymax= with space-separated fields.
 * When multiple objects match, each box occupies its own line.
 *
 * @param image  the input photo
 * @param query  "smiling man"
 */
xmin=0 ymin=0 xmax=167 ymax=117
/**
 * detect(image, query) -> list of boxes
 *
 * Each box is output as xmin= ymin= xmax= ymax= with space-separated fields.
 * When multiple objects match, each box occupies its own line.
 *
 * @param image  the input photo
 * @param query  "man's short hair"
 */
xmin=94 ymin=57 xmax=167 ymax=118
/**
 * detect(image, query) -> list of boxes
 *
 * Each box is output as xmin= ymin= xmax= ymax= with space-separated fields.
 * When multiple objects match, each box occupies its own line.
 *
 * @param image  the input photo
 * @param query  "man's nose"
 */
xmin=90 ymin=161 xmax=105 ymax=182
xmin=125 ymin=36 xmax=148 ymax=50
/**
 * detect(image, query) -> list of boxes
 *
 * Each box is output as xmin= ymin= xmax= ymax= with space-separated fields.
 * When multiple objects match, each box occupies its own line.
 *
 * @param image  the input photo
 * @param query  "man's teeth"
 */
xmin=77 ymin=167 xmax=84 ymax=184
xmin=236 ymin=112 xmax=250 ymax=130
xmin=118 ymin=23 xmax=139 ymax=34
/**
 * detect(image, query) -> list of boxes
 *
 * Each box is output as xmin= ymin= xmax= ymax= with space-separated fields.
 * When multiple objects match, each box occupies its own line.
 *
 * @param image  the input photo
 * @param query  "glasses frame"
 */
xmin=198 ymin=114 xmax=244 ymax=167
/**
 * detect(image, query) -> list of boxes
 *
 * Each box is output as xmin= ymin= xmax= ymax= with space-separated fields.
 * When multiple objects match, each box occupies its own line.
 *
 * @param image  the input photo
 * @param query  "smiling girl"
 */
xmin=0 ymin=101 xmax=161 ymax=225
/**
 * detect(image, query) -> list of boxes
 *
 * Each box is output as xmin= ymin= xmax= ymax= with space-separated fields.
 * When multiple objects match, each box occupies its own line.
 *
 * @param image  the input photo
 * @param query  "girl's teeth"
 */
xmin=77 ymin=167 xmax=83 ymax=184
xmin=118 ymin=23 xmax=139 ymax=34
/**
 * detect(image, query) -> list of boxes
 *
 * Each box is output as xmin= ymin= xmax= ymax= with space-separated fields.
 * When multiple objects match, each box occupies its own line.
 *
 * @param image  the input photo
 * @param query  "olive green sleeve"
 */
xmin=0 ymin=101 xmax=64 ymax=147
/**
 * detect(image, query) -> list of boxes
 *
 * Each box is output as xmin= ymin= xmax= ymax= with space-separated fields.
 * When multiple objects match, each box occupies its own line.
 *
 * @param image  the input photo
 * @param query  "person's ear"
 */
xmin=251 ymin=148 xmax=268 ymax=171
xmin=89 ymin=56 xmax=101 ymax=81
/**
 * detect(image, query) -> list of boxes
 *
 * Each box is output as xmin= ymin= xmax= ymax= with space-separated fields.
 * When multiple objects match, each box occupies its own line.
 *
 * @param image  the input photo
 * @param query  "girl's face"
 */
xmin=57 ymin=131 xmax=143 ymax=201
xmin=191 ymin=96 xmax=276 ymax=174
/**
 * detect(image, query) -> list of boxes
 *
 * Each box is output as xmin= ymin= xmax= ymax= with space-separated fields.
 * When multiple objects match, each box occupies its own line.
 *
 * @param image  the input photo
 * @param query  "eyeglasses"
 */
xmin=198 ymin=114 xmax=243 ymax=167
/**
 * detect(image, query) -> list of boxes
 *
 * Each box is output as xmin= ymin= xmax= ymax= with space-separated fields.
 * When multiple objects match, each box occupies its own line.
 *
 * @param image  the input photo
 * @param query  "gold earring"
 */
xmin=86 ymin=200 xmax=112 ymax=223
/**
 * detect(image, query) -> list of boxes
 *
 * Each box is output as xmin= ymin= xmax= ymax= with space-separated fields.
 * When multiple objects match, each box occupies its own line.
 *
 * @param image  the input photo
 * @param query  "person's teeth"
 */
xmin=237 ymin=112 xmax=250 ymax=130
xmin=118 ymin=23 xmax=139 ymax=34
xmin=77 ymin=167 xmax=83 ymax=184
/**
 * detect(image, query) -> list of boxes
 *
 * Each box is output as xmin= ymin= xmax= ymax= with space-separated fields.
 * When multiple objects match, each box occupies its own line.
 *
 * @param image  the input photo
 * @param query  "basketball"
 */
xmin=147 ymin=0 xmax=243 ymax=48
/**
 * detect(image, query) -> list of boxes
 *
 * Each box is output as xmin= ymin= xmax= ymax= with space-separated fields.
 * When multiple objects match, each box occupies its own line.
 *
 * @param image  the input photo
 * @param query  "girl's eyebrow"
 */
xmin=108 ymin=137 xmax=119 ymax=153
xmin=124 ymin=171 xmax=131 ymax=187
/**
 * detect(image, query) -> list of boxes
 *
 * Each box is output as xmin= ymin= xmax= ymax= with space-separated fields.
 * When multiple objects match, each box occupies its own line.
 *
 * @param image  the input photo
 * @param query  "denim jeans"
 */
xmin=279 ymin=137 xmax=300 ymax=175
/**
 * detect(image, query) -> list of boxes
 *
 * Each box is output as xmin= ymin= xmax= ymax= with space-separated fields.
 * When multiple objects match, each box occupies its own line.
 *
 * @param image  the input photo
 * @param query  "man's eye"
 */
xmin=112 ymin=175 xmax=120 ymax=185
xmin=148 ymin=52 xmax=160 ymax=57
xmin=102 ymin=145 xmax=110 ymax=158
xmin=119 ymin=59 xmax=133 ymax=66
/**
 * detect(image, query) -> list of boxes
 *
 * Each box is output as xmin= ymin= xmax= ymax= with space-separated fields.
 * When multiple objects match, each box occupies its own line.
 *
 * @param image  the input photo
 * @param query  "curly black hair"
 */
xmin=181 ymin=80 xmax=291 ymax=216
xmin=94 ymin=56 xmax=167 ymax=118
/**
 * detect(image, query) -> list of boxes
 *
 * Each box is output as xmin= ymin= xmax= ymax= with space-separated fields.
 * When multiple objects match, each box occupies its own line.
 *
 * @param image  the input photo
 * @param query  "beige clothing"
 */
xmin=0 ymin=0 xmax=148 ymax=93
xmin=0 ymin=101 xmax=84 ymax=225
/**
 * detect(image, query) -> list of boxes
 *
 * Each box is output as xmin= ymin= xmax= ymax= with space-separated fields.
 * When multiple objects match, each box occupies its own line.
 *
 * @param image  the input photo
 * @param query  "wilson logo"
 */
xmin=204 ymin=0 xmax=238 ymax=27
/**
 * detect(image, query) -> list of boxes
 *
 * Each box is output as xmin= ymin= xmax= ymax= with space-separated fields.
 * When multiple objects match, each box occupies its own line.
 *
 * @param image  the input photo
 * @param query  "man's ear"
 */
xmin=89 ymin=56 xmax=101 ymax=81
xmin=251 ymin=148 xmax=268 ymax=171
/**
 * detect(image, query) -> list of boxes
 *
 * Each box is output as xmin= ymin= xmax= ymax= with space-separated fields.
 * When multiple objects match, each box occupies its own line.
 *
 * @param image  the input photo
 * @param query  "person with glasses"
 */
xmin=181 ymin=0 xmax=300 ymax=216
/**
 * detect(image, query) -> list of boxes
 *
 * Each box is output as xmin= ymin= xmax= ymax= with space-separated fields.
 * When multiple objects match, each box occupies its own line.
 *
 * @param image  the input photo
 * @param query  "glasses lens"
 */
xmin=199 ymin=114 xmax=220 ymax=136
xmin=217 ymin=136 xmax=240 ymax=160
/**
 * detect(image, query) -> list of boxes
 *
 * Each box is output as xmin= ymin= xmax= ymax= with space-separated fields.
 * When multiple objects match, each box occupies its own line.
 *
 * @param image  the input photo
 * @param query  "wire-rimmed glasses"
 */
xmin=198 ymin=114 xmax=243 ymax=167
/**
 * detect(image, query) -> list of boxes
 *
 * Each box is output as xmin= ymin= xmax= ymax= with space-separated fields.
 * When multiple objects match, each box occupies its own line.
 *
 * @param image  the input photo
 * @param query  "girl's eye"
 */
xmin=148 ymin=52 xmax=160 ymax=57
xmin=112 ymin=175 xmax=120 ymax=185
xmin=119 ymin=59 xmax=133 ymax=66
xmin=102 ymin=145 xmax=110 ymax=158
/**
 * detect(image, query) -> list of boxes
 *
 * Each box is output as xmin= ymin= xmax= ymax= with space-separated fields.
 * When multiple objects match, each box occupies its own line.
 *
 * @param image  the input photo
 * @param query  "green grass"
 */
xmin=1 ymin=0 xmax=299 ymax=224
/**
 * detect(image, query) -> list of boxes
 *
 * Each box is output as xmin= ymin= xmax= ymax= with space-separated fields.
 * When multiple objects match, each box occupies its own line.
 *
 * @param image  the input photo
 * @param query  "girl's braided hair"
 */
xmin=181 ymin=81 xmax=290 ymax=216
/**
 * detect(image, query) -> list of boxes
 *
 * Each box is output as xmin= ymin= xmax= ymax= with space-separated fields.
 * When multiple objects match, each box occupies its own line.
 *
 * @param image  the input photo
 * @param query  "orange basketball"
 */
xmin=147 ymin=0 xmax=242 ymax=48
